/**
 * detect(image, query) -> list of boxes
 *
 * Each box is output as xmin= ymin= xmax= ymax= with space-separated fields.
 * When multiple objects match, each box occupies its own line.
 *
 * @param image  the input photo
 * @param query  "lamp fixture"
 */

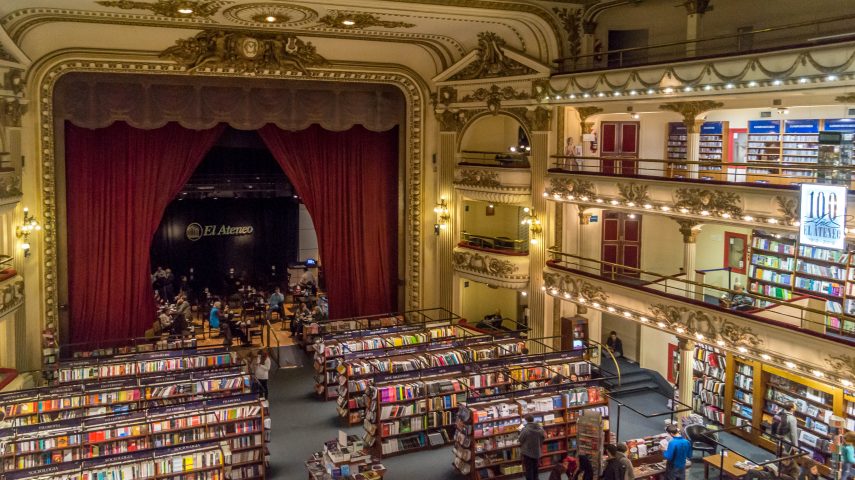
xmin=341 ymin=19 xmax=356 ymax=26
xmin=433 ymin=198 xmax=450 ymax=232
xmin=16 ymin=207 xmax=41 ymax=258
xmin=521 ymin=207 xmax=543 ymax=245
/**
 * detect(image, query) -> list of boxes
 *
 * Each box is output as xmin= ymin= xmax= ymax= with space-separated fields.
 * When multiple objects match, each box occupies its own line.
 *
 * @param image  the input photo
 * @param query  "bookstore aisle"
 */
xmin=267 ymin=353 xmax=773 ymax=480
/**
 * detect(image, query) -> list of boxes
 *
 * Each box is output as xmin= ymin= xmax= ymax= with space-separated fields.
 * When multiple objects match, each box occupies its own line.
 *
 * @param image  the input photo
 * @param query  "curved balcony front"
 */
xmin=454 ymin=164 xmax=531 ymax=205
xmin=452 ymin=243 xmax=529 ymax=289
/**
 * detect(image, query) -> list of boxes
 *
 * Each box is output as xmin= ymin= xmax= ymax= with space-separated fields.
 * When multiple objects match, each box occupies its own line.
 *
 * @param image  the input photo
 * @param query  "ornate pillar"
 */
xmin=677 ymin=338 xmax=696 ymax=419
xmin=659 ymin=101 xmax=723 ymax=180
xmin=528 ymin=108 xmax=553 ymax=352
xmin=683 ymin=0 xmax=712 ymax=57
xmin=580 ymin=20 xmax=598 ymax=70
xmin=552 ymin=202 xmax=564 ymax=349
xmin=677 ymin=220 xmax=701 ymax=288
xmin=436 ymin=110 xmax=468 ymax=313
xmin=686 ymin=120 xmax=702 ymax=179
xmin=576 ymin=107 xmax=603 ymax=159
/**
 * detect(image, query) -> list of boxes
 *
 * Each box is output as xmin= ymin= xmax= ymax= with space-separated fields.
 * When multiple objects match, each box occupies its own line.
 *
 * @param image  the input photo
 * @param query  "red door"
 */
xmin=600 ymin=122 xmax=639 ymax=175
xmin=601 ymin=211 xmax=642 ymax=278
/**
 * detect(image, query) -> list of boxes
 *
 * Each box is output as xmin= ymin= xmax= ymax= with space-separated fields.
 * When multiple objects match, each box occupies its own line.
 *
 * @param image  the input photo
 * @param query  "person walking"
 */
xmin=616 ymin=443 xmax=635 ymax=480
xmin=519 ymin=414 xmax=545 ymax=480
xmin=253 ymin=350 xmax=271 ymax=398
xmin=602 ymin=445 xmax=627 ymax=480
xmin=773 ymin=402 xmax=799 ymax=455
xmin=662 ymin=425 xmax=692 ymax=480
xmin=840 ymin=431 xmax=855 ymax=480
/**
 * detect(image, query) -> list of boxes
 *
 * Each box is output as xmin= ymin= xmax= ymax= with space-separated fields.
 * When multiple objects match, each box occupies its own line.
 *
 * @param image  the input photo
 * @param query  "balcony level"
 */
xmin=543 ymin=251 xmax=854 ymax=388
xmin=453 ymin=242 xmax=530 ymax=289
xmin=454 ymin=162 xmax=531 ymax=205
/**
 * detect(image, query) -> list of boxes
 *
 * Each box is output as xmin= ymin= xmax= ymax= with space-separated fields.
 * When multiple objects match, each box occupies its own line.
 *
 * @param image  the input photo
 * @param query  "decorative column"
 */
xmin=683 ymin=0 xmax=712 ymax=57
xmin=527 ymin=107 xmax=553 ymax=352
xmin=659 ymin=101 xmax=723 ymax=179
xmin=677 ymin=220 xmax=701 ymax=297
xmin=676 ymin=338 xmax=696 ymax=419
xmin=576 ymin=107 xmax=603 ymax=159
xmin=552 ymin=200 xmax=564 ymax=350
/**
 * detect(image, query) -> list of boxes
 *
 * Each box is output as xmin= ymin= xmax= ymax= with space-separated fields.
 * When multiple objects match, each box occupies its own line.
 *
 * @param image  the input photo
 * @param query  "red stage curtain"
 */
xmin=65 ymin=122 xmax=224 ymax=345
xmin=259 ymin=124 xmax=399 ymax=319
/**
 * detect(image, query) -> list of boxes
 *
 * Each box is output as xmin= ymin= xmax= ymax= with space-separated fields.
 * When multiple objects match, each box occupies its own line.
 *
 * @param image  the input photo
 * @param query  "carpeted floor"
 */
xmin=266 ymin=346 xmax=775 ymax=480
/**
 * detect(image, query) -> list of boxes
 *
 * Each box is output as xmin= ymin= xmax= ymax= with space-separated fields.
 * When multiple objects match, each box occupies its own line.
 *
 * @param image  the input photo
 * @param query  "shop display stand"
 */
xmin=692 ymin=344 xmax=726 ymax=425
xmin=0 ymin=367 xmax=250 ymax=428
xmin=335 ymin=335 xmax=525 ymax=425
xmin=302 ymin=314 xmax=407 ymax=351
xmin=698 ymin=121 xmax=729 ymax=181
xmin=452 ymin=384 xmax=608 ymax=479
xmin=666 ymin=122 xmax=689 ymax=179
xmin=363 ymin=359 xmax=593 ymax=458
xmin=305 ymin=434 xmax=386 ymax=480
xmin=726 ymin=356 xmax=758 ymax=437
xmin=55 ymin=349 xmax=237 ymax=384
xmin=623 ymin=432 xmax=669 ymax=467
xmin=313 ymin=324 xmax=456 ymax=400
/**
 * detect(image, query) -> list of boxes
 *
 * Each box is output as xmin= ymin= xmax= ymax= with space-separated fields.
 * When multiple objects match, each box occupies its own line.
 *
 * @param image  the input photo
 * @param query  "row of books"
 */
xmin=57 ymin=351 xmax=236 ymax=384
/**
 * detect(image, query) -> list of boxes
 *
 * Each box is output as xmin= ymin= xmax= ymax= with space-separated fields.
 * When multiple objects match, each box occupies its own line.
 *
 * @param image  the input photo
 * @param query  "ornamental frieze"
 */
xmin=453 ymin=250 xmax=519 ymax=277
xmin=160 ymin=30 xmax=327 ymax=74
xmin=543 ymin=271 xmax=608 ymax=304
xmin=548 ymin=177 xmax=595 ymax=198
xmin=454 ymin=169 xmax=502 ymax=188
xmin=674 ymin=187 xmax=743 ymax=217
xmin=449 ymin=32 xmax=537 ymax=81
xmin=316 ymin=11 xmax=415 ymax=29
xmin=436 ymin=109 xmax=474 ymax=133
xmin=775 ymin=196 xmax=799 ymax=225
xmin=825 ymin=353 xmax=855 ymax=380
xmin=617 ymin=183 xmax=650 ymax=204
xmin=0 ymin=175 xmax=22 ymax=198
xmin=649 ymin=303 xmax=763 ymax=348
xmin=460 ymin=85 xmax=530 ymax=113
xmin=96 ymin=0 xmax=226 ymax=18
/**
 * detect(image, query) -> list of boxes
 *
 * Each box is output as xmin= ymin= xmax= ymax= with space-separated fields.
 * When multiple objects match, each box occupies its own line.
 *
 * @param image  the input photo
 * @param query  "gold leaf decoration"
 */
xmin=453 ymin=250 xmax=518 ymax=277
xmin=455 ymin=169 xmax=502 ymax=188
xmin=617 ymin=183 xmax=650 ymax=204
xmin=316 ymin=11 xmax=415 ymax=29
xmin=450 ymin=32 xmax=537 ymax=81
xmin=674 ymin=187 xmax=742 ymax=217
xmin=96 ymin=0 xmax=225 ymax=18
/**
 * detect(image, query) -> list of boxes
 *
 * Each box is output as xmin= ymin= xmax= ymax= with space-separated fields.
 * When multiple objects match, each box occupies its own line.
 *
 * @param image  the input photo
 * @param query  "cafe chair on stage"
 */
xmin=684 ymin=424 xmax=718 ymax=458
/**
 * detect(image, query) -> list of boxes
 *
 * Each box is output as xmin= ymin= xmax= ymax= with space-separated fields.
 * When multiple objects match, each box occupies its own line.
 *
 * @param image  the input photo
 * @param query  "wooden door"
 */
xmin=600 ymin=122 xmax=639 ymax=175
xmin=600 ymin=211 xmax=642 ymax=278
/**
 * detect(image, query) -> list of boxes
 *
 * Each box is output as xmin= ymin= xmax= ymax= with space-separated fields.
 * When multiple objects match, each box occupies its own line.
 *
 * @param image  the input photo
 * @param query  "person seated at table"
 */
xmin=267 ymin=287 xmax=285 ymax=320
xmin=797 ymin=459 xmax=821 ymax=480
xmin=172 ymin=294 xmax=191 ymax=335
xmin=477 ymin=310 xmax=503 ymax=330
xmin=722 ymin=284 xmax=754 ymax=311
xmin=291 ymin=302 xmax=311 ymax=337
xmin=777 ymin=452 xmax=800 ymax=480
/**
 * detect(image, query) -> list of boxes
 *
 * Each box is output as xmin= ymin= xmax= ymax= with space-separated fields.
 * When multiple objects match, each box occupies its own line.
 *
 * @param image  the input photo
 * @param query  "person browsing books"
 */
xmin=606 ymin=331 xmax=624 ymax=358
xmin=253 ymin=350 xmax=271 ymax=398
xmin=772 ymin=402 xmax=799 ymax=455
xmin=602 ymin=445 xmax=627 ymax=480
xmin=616 ymin=443 xmax=635 ymax=480
xmin=663 ymin=425 xmax=692 ymax=480
xmin=519 ymin=414 xmax=545 ymax=480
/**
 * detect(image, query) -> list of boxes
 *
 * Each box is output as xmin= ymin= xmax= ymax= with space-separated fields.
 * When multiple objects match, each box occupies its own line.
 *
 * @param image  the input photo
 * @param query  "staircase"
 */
xmin=601 ymin=358 xmax=675 ymax=398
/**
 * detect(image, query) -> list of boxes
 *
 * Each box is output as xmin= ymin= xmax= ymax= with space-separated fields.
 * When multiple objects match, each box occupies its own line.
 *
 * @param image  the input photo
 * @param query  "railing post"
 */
xmin=693 ymin=271 xmax=705 ymax=301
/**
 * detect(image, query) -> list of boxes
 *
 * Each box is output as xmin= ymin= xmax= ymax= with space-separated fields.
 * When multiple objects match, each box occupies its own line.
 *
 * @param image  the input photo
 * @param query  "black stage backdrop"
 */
xmin=150 ymin=198 xmax=299 ymax=292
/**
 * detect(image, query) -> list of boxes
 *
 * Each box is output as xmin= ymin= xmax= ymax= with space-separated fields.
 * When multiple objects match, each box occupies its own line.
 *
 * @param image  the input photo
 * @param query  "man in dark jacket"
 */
xmin=519 ymin=414 xmax=545 ymax=480
xmin=602 ymin=444 xmax=627 ymax=480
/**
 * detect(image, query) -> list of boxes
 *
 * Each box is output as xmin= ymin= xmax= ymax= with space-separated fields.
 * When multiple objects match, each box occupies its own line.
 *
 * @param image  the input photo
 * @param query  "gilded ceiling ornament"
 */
xmin=525 ymin=107 xmax=552 ymax=132
xmin=835 ymin=94 xmax=855 ymax=104
xmin=542 ymin=272 xmax=609 ymax=304
xmin=3 ymin=71 xmax=25 ymax=96
xmin=316 ymin=11 xmax=415 ymax=29
xmin=617 ymin=183 xmax=650 ymax=204
xmin=461 ymin=85 xmax=530 ymax=114
xmin=658 ymin=101 xmax=724 ymax=132
xmin=436 ymin=109 xmax=473 ymax=133
xmin=775 ymin=196 xmax=799 ymax=225
xmin=221 ymin=4 xmax=318 ymax=27
xmin=0 ymin=175 xmax=22 ymax=198
xmin=95 ymin=0 xmax=226 ymax=18
xmin=160 ymin=30 xmax=327 ymax=75
xmin=825 ymin=353 xmax=855 ymax=380
xmin=450 ymin=32 xmax=537 ymax=81
xmin=553 ymin=7 xmax=583 ymax=66
xmin=549 ymin=177 xmax=595 ymax=198
xmin=680 ymin=0 xmax=713 ymax=15
xmin=453 ymin=250 xmax=518 ymax=277
xmin=674 ymin=187 xmax=742 ymax=217
xmin=532 ymin=79 xmax=553 ymax=102
xmin=454 ymin=169 xmax=502 ymax=188
xmin=649 ymin=304 xmax=763 ymax=347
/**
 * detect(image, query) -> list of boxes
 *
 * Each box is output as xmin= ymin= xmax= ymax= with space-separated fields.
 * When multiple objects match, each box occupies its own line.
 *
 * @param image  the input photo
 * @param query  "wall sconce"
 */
xmin=434 ymin=198 xmax=450 ymax=233
xmin=16 ymin=207 xmax=41 ymax=257
xmin=521 ymin=207 xmax=542 ymax=245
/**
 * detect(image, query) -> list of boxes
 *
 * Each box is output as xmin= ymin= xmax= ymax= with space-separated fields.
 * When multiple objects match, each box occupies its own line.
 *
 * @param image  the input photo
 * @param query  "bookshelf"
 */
xmin=313 ymin=324 xmax=456 ymax=400
xmin=666 ymin=122 xmax=688 ymax=179
xmin=748 ymin=231 xmax=796 ymax=307
xmin=746 ymin=120 xmax=782 ymax=183
xmin=0 ymin=368 xmax=250 ymax=428
xmin=336 ymin=336 xmax=526 ymax=425
xmin=70 ymin=337 xmax=198 ymax=360
xmin=0 ymin=394 xmax=267 ymax=478
xmin=305 ymin=434 xmax=386 ymax=480
xmin=363 ymin=358 xmax=593 ymax=458
xmin=452 ymin=384 xmax=609 ymax=479
xmin=698 ymin=121 xmax=728 ymax=181
xmin=780 ymin=119 xmax=821 ymax=184
xmin=794 ymin=244 xmax=847 ymax=316
xmin=2 ymin=441 xmax=227 ymax=480
xmin=55 ymin=349 xmax=237 ymax=384
xmin=302 ymin=314 xmax=407 ymax=349
xmin=692 ymin=344 xmax=726 ymax=425
xmin=726 ymin=356 xmax=758 ymax=439
xmin=845 ymin=392 xmax=855 ymax=432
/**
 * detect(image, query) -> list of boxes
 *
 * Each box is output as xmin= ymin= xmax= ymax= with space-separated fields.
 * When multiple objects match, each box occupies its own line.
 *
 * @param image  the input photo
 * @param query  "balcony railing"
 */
xmin=550 ymin=155 xmax=855 ymax=189
xmin=554 ymin=13 xmax=855 ymax=74
xmin=459 ymin=233 xmax=529 ymax=255
xmin=546 ymin=250 xmax=855 ymax=342
xmin=457 ymin=150 xmax=530 ymax=168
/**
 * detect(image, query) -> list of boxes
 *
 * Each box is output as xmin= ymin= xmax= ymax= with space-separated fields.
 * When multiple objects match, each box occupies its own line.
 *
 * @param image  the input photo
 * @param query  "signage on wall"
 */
xmin=799 ymin=184 xmax=847 ymax=250
xmin=700 ymin=122 xmax=723 ymax=134
xmin=185 ymin=223 xmax=254 ymax=241
xmin=590 ymin=215 xmax=598 ymax=223
xmin=668 ymin=122 xmax=687 ymax=135
xmin=784 ymin=119 xmax=820 ymax=134
xmin=823 ymin=119 xmax=855 ymax=133
xmin=748 ymin=120 xmax=781 ymax=134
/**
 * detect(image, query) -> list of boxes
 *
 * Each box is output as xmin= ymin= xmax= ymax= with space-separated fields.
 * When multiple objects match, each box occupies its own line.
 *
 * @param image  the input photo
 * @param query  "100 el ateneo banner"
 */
xmin=799 ymin=184 xmax=847 ymax=251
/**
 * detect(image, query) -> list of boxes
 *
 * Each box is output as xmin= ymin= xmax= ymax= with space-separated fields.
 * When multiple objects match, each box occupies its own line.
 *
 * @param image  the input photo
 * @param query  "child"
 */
xmin=549 ymin=455 xmax=579 ymax=480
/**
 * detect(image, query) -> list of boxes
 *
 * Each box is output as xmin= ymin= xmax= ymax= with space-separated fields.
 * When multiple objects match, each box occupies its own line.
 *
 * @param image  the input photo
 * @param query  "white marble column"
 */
xmin=686 ymin=120 xmax=701 ymax=179
xmin=529 ymin=129 xmax=553 ymax=351
xmin=677 ymin=338 xmax=696 ymax=419
xmin=678 ymin=220 xmax=701 ymax=286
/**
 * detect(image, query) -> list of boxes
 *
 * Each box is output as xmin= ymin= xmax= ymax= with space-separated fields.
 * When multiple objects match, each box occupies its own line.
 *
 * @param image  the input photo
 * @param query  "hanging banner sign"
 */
xmin=799 ymin=184 xmax=847 ymax=250
xmin=700 ymin=122 xmax=723 ymax=135
xmin=784 ymin=119 xmax=820 ymax=134
xmin=185 ymin=222 xmax=254 ymax=241
xmin=823 ymin=119 xmax=855 ymax=133
xmin=748 ymin=120 xmax=781 ymax=134
xmin=668 ymin=122 xmax=687 ymax=135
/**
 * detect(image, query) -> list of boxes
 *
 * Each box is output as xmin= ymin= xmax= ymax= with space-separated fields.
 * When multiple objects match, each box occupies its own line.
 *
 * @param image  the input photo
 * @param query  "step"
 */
xmin=604 ymin=372 xmax=653 ymax=387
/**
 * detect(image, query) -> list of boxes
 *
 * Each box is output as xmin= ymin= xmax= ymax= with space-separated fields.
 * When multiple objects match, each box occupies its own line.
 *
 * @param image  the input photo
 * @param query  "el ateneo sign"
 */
xmin=799 ymin=184 xmax=847 ymax=250
xmin=185 ymin=222 xmax=254 ymax=242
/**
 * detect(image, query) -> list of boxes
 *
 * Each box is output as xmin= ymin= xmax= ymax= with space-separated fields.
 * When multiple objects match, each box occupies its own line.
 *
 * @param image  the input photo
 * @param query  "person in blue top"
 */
xmin=841 ymin=431 xmax=855 ymax=480
xmin=209 ymin=301 xmax=222 ymax=330
xmin=267 ymin=287 xmax=285 ymax=321
xmin=663 ymin=425 xmax=692 ymax=480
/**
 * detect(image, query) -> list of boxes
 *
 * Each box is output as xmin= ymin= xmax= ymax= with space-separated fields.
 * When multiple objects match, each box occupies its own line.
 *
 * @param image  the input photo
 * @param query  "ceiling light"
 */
xmin=629 ymin=90 xmax=638 ymax=96
xmin=703 ymin=85 xmax=713 ymax=91
xmin=595 ymin=198 xmax=604 ymax=203
xmin=663 ymin=87 xmax=674 ymax=94
xmin=743 ymin=215 xmax=754 ymax=222
xmin=766 ymin=218 xmax=778 ymax=224
xmin=721 ymin=213 xmax=731 ymax=219
xmin=661 ymin=206 xmax=671 ymax=212
xmin=639 ymin=316 xmax=649 ymax=323
xmin=675 ymin=327 xmax=685 ymax=333
xmin=577 ymin=297 xmax=586 ymax=303
xmin=177 ymin=7 xmax=194 ymax=14
xmin=700 ymin=210 xmax=710 ymax=216
xmin=725 ymin=83 xmax=735 ymax=89
xmin=683 ymin=86 xmax=693 ymax=92
xmin=580 ymin=196 xmax=589 ymax=201
xmin=609 ymin=200 xmax=619 ymax=205
xmin=631 ymin=113 xmax=640 ymax=119
xmin=657 ymin=322 xmax=667 ymax=328
xmin=564 ymin=292 xmax=571 ymax=298
xmin=521 ymin=291 xmax=527 ymax=297
xmin=542 ymin=192 xmax=549 ymax=197
xmin=760 ymin=354 xmax=771 ymax=360
xmin=643 ymin=204 xmax=653 ymax=209
xmin=772 ymin=80 xmax=782 ymax=86
xmin=695 ymin=333 xmax=704 ymax=340
xmin=785 ymin=361 xmax=796 ymax=369
xmin=614 ymin=91 xmax=622 ymax=96
xmin=748 ymin=81 xmax=758 ymax=87
xmin=646 ymin=89 xmax=655 ymax=95
xmin=813 ymin=370 xmax=824 ymax=378
xmin=265 ymin=15 xmax=278 ymax=22
xmin=628 ymin=213 xmax=636 ymax=219
xmin=737 ymin=346 xmax=747 ymax=353
xmin=555 ymin=95 xmax=562 ymax=100
xmin=716 ymin=340 xmax=725 ymax=346
xmin=597 ymin=92 xmax=606 ymax=97
xmin=623 ymin=311 xmax=633 ymax=318
xmin=799 ymin=78 xmax=809 ymax=84
xmin=592 ymin=302 xmax=601 ymax=308
xmin=842 ymin=379 xmax=853 ymax=387
xmin=606 ymin=306 xmax=616 ymax=312
xmin=342 ymin=19 xmax=356 ymax=26
xmin=679 ymin=207 xmax=689 ymax=213
xmin=826 ymin=75 xmax=838 ymax=81
xmin=569 ymin=94 xmax=577 ymax=99
xmin=583 ymin=93 xmax=591 ymax=98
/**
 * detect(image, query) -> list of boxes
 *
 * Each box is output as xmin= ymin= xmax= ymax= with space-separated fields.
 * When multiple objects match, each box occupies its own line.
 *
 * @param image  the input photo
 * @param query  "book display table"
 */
xmin=306 ymin=434 xmax=386 ymax=480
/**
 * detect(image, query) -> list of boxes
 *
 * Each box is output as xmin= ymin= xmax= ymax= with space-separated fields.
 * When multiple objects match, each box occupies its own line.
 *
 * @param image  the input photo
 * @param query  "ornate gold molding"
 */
xmin=34 ymin=57 xmax=426 ymax=327
xmin=549 ymin=177 xmax=595 ymax=198
xmin=543 ymin=271 xmax=608 ymax=304
xmin=676 ymin=219 xmax=701 ymax=244
xmin=449 ymin=32 xmax=537 ymax=81
xmin=160 ymin=30 xmax=327 ymax=74
xmin=432 ymin=86 xmax=458 ymax=107
xmin=553 ymin=7 xmax=582 ymax=66
xmin=454 ymin=169 xmax=502 ymax=188
xmin=835 ymin=94 xmax=855 ymax=104
xmin=617 ymin=183 xmax=650 ymax=204
xmin=317 ymin=11 xmax=415 ymax=29
xmin=460 ymin=84 xmax=530 ymax=113
xmin=825 ymin=353 xmax=855 ymax=380
xmin=504 ymin=106 xmax=550 ymax=132
xmin=674 ymin=187 xmax=742 ymax=217
xmin=0 ymin=99 xmax=26 ymax=128
xmin=0 ymin=174 xmax=22 ymax=198
xmin=575 ymin=106 xmax=602 ymax=135
xmin=649 ymin=303 xmax=763 ymax=348
xmin=453 ymin=250 xmax=519 ymax=277
xmin=775 ymin=196 xmax=799 ymax=225
xmin=436 ymin=109 xmax=475 ymax=133
xmin=0 ymin=276 xmax=25 ymax=317
xmin=659 ymin=101 xmax=724 ymax=132
xmin=95 ymin=0 xmax=226 ymax=18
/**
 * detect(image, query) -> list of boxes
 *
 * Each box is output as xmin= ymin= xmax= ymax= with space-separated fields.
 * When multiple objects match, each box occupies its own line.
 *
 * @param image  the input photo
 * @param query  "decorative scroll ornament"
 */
xmin=676 ymin=220 xmax=701 ymax=244
xmin=617 ymin=183 xmax=650 ymax=204
xmin=554 ymin=7 xmax=583 ymax=66
xmin=316 ymin=11 xmax=415 ymax=29
xmin=825 ymin=353 xmax=855 ymax=380
xmin=3 ymin=71 xmax=25 ymax=96
xmin=0 ymin=175 xmax=22 ymax=198
xmin=455 ymin=169 xmax=502 ymax=188
xmin=450 ymin=32 xmax=537 ymax=81
xmin=453 ymin=250 xmax=518 ymax=277
xmin=775 ymin=196 xmax=799 ymax=224
xmin=649 ymin=304 xmax=763 ymax=348
xmin=674 ymin=187 xmax=743 ymax=217
xmin=835 ymin=94 xmax=855 ymax=104
xmin=549 ymin=177 xmax=595 ymax=198
xmin=0 ymin=277 xmax=24 ymax=317
xmin=461 ymin=85 xmax=530 ymax=113
xmin=659 ymin=101 xmax=723 ymax=132
xmin=436 ymin=109 xmax=474 ymax=134
xmin=95 ymin=0 xmax=225 ymax=18
xmin=543 ymin=271 xmax=609 ymax=304
xmin=432 ymin=86 xmax=458 ymax=107
xmin=160 ymin=30 xmax=327 ymax=74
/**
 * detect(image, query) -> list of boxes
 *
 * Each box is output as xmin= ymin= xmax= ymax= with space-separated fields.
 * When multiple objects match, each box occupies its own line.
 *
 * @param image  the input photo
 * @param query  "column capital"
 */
xmin=682 ymin=0 xmax=713 ymax=15
xmin=658 ymin=101 xmax=723 ymax=132
xmin=676 ymin=220 xmax=702 ymax=243
xmin=677 ymin=337 xmax=695 ymax=352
